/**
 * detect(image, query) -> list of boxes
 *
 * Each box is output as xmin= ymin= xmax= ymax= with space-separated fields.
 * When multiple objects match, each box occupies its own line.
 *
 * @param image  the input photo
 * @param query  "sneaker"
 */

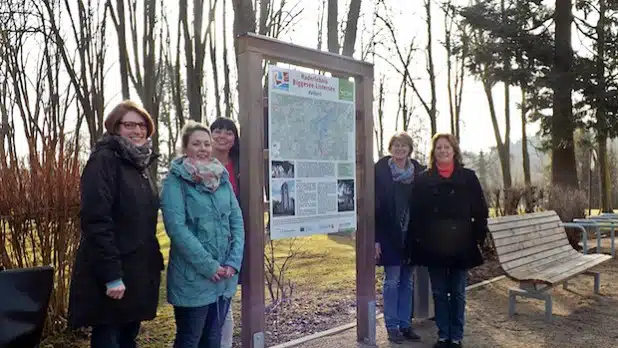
xmin=400 ymin=327 xmax=421 ymax=341
xmin=450 ymin=340 xmax=463 ymax=348
xmin=433 ymin=339 xmax=451 ymax=348
xmin=387 ymin=328 xmax=404 ymax=344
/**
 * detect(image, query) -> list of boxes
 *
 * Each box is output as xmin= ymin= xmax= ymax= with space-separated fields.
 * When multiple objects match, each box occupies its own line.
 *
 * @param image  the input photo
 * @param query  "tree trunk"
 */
xmin=222 ymin=0 xmax=233 ymax=118
xmin=327 ymin=0 xmax=338 ymax=53
xmin=596 ymin=0 xmax=612 ymax=212
xmin=108 ymin=0 xmax=131 ymax=99
xmin=375 ymin=76 xmax=385 ymax=158
xmin=482 ymin=74 xmax=512 ymax=190
xmin=341 ymin=0 xmax=362 ymax=57
xmin=208 ymin=0 xmax=222 ymax=119
xmin=425 ymin=0 xmax=437 ymax=135
xmin=551 ymin=0 xmax=578 ymax=189
xmin=521 ymin=88 xmax=533 ymax=212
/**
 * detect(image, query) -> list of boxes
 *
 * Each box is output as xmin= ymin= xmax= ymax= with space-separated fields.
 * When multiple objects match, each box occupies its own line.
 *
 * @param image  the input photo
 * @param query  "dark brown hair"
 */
xmin=428 ymin=133 xmax=463 ymax=169
xmin=104 ymin=100 xmax=155 ymax=137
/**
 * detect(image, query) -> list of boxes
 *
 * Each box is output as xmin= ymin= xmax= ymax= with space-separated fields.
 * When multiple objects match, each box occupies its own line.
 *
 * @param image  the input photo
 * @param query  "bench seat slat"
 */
xmin=545 ymin=254 xmax=611 ymax=284
xmin=498 ymin=238 xmax=570 ymax=264
xmin=509 ymin=250 xmax=581 ymax=278
xmin=501 ymin=245 xmax=574 ymax=272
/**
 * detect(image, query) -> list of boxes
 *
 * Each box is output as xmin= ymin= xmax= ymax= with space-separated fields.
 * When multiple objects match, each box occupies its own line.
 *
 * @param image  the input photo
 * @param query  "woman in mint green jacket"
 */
xmin=161 ymin=121 xmax=245 ymax=348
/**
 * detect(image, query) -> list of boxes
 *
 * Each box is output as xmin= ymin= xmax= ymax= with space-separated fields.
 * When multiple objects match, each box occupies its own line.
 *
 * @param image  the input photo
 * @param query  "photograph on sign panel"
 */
xmin=271 ymin=160 xmax=295 ymax=178
xmin=272 ymin=179 xmax=296 ymax=217
xmin=337 ymin=179 xmax=355 ymax=212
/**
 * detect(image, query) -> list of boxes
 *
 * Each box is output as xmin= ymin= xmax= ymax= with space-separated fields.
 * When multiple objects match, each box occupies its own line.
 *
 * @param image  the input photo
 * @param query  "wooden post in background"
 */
xmin=237 ymin=48 xmax=266 ymax=348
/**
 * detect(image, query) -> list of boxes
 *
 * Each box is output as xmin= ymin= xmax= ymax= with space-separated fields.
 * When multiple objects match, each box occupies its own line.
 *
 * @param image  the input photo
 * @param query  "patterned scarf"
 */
xmin=389 ymin=157 xmax=415 ymax=184
xmin=182 ymin=157 xmax=226 ymax=192
xmin=111 ymin=134 xmax=153 ymax=169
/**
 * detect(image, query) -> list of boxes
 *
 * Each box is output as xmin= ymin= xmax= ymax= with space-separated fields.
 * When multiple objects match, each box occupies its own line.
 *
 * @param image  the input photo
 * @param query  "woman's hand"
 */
xmin=375 ymin=243 xmax=381 ymax=260
xmin=211 ymin=266 xmax=226 ymax=282
xmin=106 ymin=283 xmax=126 ymax=300
xmin=223 ymin=265 xmax=236 ymax=278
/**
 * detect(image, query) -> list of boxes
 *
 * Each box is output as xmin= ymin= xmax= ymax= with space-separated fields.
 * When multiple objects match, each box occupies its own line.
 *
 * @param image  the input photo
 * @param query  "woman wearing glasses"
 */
xmin=68 ymin=100 xmax=164 ymax=348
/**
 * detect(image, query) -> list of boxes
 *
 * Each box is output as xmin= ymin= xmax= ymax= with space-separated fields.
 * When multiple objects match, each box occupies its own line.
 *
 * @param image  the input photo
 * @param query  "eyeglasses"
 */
xmin=119 ymin=121 xmax=148 ymax=131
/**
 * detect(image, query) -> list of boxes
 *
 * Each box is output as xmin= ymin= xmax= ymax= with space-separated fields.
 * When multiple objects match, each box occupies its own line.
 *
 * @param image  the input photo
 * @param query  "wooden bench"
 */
xmin=488 ymin=210 xmax=612 ymax=321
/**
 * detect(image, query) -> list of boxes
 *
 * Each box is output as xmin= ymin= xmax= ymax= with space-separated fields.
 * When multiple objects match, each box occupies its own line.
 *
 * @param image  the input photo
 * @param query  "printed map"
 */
xmin=269 ymin=93 xmax=355 ymax=161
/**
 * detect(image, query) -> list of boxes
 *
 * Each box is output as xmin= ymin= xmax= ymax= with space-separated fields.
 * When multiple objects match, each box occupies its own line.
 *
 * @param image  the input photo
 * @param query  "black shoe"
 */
xmin=433 ymin=339 xmax=451 ymax=348
xmin=387 ymin=328 xmax=404 ymax=344
xmin=450 ymin=341 xmax=463 ymax=348
xmin=400 ymin=327 xmax=421 ymax=341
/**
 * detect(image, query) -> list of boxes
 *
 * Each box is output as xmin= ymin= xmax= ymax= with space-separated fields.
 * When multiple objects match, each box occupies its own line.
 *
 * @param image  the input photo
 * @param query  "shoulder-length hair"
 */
xmin=428 ymin=133 xmax=463 ymax=169
xmin=210 ymin=117 xmax=240 ymax=160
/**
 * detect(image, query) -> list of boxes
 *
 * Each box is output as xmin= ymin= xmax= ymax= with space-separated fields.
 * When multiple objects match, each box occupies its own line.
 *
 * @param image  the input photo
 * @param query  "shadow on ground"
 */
xmin=295 ymin=259 xmax=618 ymax=348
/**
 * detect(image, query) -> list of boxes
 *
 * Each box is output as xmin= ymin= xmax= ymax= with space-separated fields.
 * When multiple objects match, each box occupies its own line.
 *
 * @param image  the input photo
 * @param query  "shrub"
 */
xmin=0 ymin=139 xmax=81 ymax=334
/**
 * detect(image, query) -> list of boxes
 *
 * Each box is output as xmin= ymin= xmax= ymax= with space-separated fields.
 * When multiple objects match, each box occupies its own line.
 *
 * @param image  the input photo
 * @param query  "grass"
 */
xmin=40 ymin=224 xmax=366 ymax=348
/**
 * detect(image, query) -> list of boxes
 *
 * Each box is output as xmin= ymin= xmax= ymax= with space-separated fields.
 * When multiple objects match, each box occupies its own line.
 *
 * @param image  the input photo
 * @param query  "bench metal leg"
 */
xmin=508 ymin=283 xmax=553 ymax=322
xmin=583 ymin=271 xmax=601 ymax=294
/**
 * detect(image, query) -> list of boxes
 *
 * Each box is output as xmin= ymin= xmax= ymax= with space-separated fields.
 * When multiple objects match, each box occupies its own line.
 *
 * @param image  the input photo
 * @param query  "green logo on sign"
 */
xmin=339 ymin=79 xmax=354 ymax=102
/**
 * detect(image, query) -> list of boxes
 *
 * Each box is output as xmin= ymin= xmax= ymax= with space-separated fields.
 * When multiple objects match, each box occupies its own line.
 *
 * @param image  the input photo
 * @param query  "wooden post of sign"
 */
xmin=355 ymin=75 xmax=376 ymax=343
xmin=236 ymin=33 xmax=375 ymax=347
xmin=237 ymin=49 xmax=266 ymax=348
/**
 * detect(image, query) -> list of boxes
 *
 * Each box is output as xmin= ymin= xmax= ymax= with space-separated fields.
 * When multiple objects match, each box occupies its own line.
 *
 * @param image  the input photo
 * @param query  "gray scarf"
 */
xmin=112 ymin=135 xmax=153 ymax=169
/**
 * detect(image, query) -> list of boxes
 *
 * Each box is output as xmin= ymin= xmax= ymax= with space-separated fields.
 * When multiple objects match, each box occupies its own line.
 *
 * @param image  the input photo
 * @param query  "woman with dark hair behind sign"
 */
xmin=375 ymin=132 xmax=424 ymax=344
xmin=210 ymin=117 xmax=241 ymax=348
xmin=407 ymin=133 xmax=488 ymax=348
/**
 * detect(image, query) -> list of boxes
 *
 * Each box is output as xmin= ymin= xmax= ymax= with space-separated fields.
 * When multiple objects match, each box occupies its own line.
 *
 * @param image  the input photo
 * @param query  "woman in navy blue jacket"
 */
xmin=375 ymin=132 xmax=424 ymax=343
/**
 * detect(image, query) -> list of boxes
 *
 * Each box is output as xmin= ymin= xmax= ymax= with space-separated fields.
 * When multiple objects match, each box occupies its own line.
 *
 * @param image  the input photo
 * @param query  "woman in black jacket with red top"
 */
xmin=407 ymin=133 xmax=488 ymax=348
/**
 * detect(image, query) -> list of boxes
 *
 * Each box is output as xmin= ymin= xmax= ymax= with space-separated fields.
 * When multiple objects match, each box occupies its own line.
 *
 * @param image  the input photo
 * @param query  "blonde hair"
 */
xmin=180 ymin=120 xmax=210 ymax=151
xmin=387 ymin=132 xmax=414 ymax=157
xmin=428 ymin=133 xmax=462 ymax=169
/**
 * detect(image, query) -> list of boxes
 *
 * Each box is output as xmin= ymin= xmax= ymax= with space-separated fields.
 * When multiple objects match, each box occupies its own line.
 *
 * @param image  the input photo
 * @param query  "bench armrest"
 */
xmin=563 ymin=221 xmax=601 ymax=254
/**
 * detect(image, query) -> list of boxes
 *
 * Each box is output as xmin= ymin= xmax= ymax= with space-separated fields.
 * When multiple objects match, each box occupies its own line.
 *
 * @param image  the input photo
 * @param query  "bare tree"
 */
xmin=179 ymin=0 xmax=217 ymax=122
xmin=442 ymin=1 xmax=467 ymax=141
xmin=40 ymin=0 xmax=108 ymax=148
xmin=107 ymin=0 xmax=165 ymax=176
xmin=326 ymin=0 xmax=363 ymax=57
xmin=222 ymin=0 xmax=233 ymax=118
xmin=374 ymin=75 xmax=385 ymax=157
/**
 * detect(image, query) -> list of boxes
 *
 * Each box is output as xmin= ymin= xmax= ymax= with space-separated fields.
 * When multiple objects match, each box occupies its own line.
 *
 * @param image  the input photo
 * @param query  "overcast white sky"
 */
xmin=13 ymin=0 xmax=585 ymax=158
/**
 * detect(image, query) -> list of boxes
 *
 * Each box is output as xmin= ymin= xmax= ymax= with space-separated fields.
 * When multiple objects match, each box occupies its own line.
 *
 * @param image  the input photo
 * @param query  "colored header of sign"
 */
xmin=270 ymin=66 xmax=355 ymax=103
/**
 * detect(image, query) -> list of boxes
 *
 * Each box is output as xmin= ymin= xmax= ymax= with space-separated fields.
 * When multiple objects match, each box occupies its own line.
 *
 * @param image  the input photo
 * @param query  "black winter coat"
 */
xmin=375 ymin=156 xmax=424 ymax=266
xmin=68 ymin=136 xmax=164 ymax=329
xmin=406 ymin=166 xmax=488 ymax=270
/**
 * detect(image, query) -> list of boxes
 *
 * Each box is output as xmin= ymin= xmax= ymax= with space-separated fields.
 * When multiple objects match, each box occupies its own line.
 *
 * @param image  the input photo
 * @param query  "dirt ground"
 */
xmin=295 ymin=258 xmax=618 ymax=348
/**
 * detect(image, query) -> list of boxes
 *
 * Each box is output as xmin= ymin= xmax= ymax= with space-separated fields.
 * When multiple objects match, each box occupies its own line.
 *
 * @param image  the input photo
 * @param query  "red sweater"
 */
xmin=437 ymin=162 xmax=454 ymax=178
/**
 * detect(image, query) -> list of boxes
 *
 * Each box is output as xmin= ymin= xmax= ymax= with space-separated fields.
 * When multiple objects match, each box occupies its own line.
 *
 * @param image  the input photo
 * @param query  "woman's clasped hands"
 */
xmin=210 ymin=265 xmax=236 ymax=282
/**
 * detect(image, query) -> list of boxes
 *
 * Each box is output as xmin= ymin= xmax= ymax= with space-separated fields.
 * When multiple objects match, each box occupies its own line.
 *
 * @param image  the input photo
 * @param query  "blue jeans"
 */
xmin=428 ymin=268 xmax=467 ymax=341
xmin=90 ymin=321 xmax=140 ymax=348
xmin=383 ymin=265 xmax=414 ymax=330
xmin=173 ymin=297 xmax=231 ymax=348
